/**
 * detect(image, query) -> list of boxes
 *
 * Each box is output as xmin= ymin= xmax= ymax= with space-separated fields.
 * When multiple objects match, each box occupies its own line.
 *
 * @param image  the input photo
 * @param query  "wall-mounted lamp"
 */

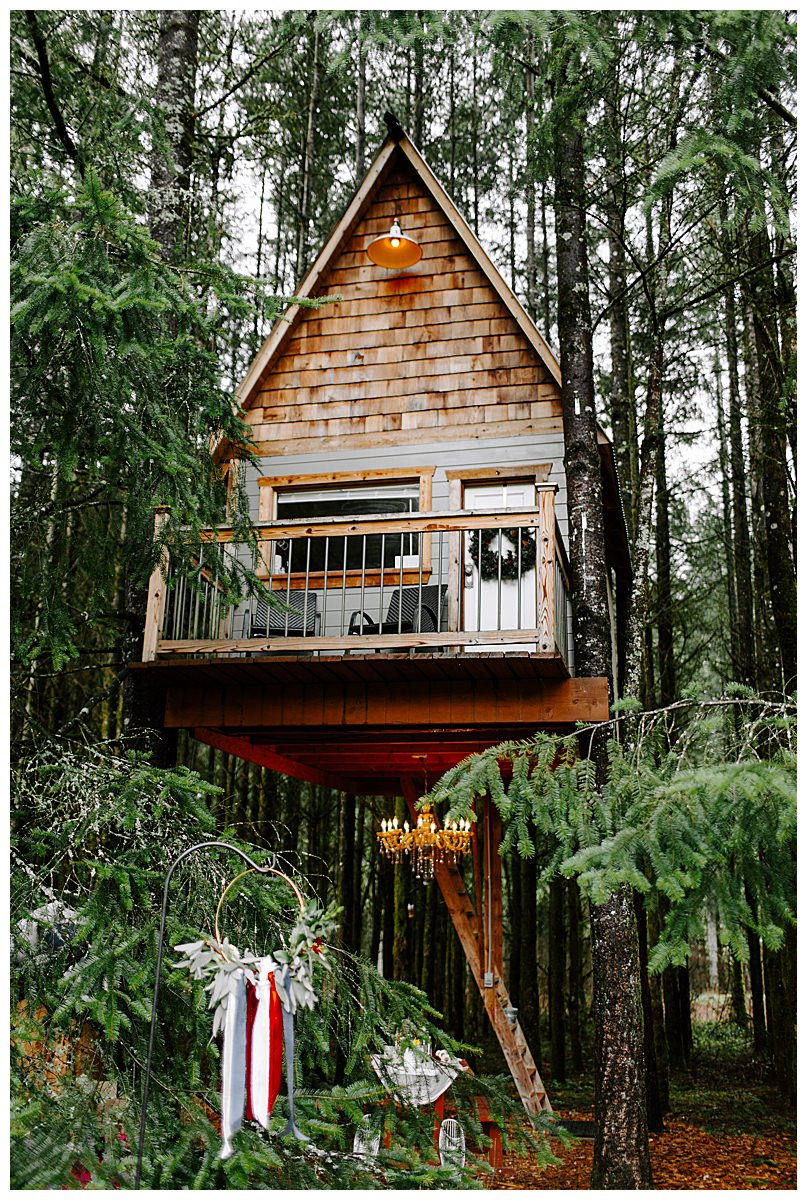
xmin=366 ymin=219 xmax=422 ymax=270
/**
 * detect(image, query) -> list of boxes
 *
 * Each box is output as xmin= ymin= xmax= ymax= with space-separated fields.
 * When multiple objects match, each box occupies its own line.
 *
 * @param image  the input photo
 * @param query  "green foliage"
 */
xmin=11 ymin=743 xmax=554 ymax=1189
xmin=10 ymin=173 xmax=263 ymax=684
xmin=429 ymin=699 xmax=795 ymax=973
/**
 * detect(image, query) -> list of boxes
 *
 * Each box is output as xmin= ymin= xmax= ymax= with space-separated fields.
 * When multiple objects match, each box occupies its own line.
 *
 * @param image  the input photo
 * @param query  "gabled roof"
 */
xmin=237 ymin=128 xmax=561 ymax=409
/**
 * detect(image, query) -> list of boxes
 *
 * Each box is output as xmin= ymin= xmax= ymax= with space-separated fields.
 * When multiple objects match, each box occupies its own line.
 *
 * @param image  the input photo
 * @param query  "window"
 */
xmin=275 ymin=482 xmax=420 ymax=573
xmin=256 ymin=468 xmax=435 ymax=585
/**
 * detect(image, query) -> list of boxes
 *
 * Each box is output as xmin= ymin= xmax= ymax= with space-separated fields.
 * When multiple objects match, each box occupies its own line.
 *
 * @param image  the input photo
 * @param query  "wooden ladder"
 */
xmin=401 ymin=778 xmax=551 ymax=1116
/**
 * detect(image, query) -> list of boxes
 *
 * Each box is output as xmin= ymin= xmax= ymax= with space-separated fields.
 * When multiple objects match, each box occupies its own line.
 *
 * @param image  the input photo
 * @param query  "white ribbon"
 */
xmin=249 ymin=956 xmax=276 ymax=1130
xmin=220 ymin=968 xmax=248 ymax=1159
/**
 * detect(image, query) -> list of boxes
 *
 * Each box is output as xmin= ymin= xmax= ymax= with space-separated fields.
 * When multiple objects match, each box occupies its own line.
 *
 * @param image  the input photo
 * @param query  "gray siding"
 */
xmin=245 ymin=432 xmax=569 ymax=544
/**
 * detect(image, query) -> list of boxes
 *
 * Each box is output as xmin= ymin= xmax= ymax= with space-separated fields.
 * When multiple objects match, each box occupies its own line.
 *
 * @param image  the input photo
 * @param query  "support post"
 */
xmin=537 ymin=488 xmax=556 ymax=653
xmin=142 ymin=506 xmax=171 ymax=662
xmin=400 ymin=778 xmax=551 ymax=1115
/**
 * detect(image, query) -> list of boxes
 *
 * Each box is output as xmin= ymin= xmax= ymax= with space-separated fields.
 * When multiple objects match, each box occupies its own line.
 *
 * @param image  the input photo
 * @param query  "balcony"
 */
xmin=142 ymin=489 xmax=572 ymax=671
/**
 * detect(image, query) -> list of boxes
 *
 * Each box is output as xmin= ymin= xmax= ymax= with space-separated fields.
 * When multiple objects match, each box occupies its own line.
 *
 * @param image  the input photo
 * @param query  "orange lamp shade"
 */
xmin=366 ymin=220 xmax=422 ymax=270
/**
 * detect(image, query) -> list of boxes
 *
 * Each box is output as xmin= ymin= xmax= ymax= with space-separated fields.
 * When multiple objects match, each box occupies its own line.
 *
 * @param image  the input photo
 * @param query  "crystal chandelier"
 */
xmin=377 ymin=805 xmax=472 ymax=882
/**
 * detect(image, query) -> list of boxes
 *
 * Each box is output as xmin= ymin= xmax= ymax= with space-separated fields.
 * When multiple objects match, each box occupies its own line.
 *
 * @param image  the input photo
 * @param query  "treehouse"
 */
xmin=134 ymin=123 xmax=630 ymax=1116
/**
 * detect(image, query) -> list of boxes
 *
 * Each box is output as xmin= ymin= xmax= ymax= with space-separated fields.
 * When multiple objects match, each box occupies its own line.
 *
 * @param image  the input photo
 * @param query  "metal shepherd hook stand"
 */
xmin=134 ymin=841 xmax=299 ymax=1189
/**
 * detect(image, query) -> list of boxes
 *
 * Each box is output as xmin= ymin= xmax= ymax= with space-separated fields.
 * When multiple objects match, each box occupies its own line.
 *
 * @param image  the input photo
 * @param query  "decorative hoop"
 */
xmin=214 ymin=864 xmax=306 ymax=950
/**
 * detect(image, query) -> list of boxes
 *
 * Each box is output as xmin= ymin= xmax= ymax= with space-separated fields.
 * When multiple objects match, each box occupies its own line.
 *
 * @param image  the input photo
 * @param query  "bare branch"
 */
xmin=25 ymin=11 xmax=84 ymax=178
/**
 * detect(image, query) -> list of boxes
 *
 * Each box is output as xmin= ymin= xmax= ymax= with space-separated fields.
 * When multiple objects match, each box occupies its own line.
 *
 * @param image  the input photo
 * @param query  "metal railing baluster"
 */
xmin=359 ymin=536 xmax=367 ymax=638
xmin=304 ymin=537 xmax=312 ymax=639
xmin=398 ymin=532 xmax=404 ymax=633
xmin=436 ymin=530 xmax=444 ymax=633
xmin=379 ymin=535 xmax=386 ymax=634
xmin=517 ymin=525 xmax=523 ymax=630
xmin=497 ymin=530 xmax=503 ymax=631
xmin=476 ymin=529 xmax=483 ymax=631
xmin=284 ymin=544 xmax=292 ymax=635
xmin=417 ymin=532 xmax=424 ymax=633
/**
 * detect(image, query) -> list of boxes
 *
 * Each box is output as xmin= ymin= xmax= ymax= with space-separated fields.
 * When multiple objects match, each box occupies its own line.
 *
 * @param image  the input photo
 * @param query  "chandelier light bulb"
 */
xmin=376 ymin=799 xmax=472 ymax=884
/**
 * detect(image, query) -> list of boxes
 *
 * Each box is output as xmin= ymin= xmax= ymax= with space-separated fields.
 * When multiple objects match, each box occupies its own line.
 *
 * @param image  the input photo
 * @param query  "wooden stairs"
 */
xmin=401 ymin=778 xmax=550 ymax=1116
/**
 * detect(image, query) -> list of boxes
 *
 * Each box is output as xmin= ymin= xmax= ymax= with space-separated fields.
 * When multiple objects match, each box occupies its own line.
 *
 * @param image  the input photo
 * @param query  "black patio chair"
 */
xmin=242 ymin=590 xmax=320 ymax=638
xmin=348 ymin=584 xmax=447 ymax=636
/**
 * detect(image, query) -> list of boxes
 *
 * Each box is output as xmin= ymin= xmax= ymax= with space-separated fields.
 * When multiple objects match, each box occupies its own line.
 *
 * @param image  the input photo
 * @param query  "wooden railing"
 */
xmin=142 ymin=491 xmax=572 ymax=667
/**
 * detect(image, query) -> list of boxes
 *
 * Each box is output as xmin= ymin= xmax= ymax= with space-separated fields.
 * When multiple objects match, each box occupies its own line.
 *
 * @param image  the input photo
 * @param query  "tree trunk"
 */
xmin=548 ymin=876 xmax=566 ymax=1081
xmin=369 ymin=847 xmax=382 ymax=969
xmin=730 ymin=958 xmax=748 ymax=1029
xmin=412 ymin=13 xmax=424 ymax=147
xmin=552 ymin=42 xmax=650 ymax=1182
xmin=355 ymin=15 xmax=367 ymax=180
xmin=421 ymin=878 xmax=436 ymax=994
xmin=295 ymin=19 xmax=322 ymax=279
xmin=646 ymin=904 xmax=670 ymax=1114
xmin=765 ymin=923 xmax=796 ymax=1106
xmin=392 ymin=795 xmax=407 ymax=979
xmin=723 ymin=252 xmax=756 ymax=687
xmin=338 ymin=793 xmax=356 ymax=952
xmin=507 ymin=854 xmax=521 ymax=1007
xmin=123 ymin=9 xmax=199 ymax=765
xmin=524 ymin=39 xmax=537 ymax=322
xmin=540 ymin=181 xmax=552 ymax=338
xmin=662 ymin=959 xmax=688 ymax=1069
xmin=149 ymin=9 xmax=199 ymax=261
xmin=381 ymin=855 xmax=394 ymax=978
xmin=634 ymin=894 xmax=664 ymax=1131
xmin=554 ymin=138 xmax=612 ymax=685
xmin=567 ymin=878 xmax=583 ymax=1073
xmin=351 ymin=798 xmax=365 ymax=953
xmin=744 ymin=226 xmax=796 ymax=690
xmin=605 ymin=96 xmax=638 ymax=541
xmin=519 ymin=851 xmax=541 ymax=1065
xmin=744 ymin=887 xmax=767 ymax=1054
xmin=623 ymin=198 xmax=671 ymax=704
xmin=589 ymin=887 xmax=653 ymax=1188
xmin=655 ymin=417 xmax=676 ymax=706
xmin=448 ymin=49 xmax=456 ymax=192
xmin=741 ymin=299 xmax=779 ymax=693
xmin=715 ymin=365 xmax=739 ymax=685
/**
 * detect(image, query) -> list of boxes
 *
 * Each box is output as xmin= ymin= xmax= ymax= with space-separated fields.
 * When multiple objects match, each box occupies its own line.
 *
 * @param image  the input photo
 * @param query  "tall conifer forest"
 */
xmin=11 ymin=9 xmax=795 ymax=1190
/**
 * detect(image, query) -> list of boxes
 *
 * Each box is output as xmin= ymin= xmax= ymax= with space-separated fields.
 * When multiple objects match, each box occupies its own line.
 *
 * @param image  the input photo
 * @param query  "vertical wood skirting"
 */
xmin=142 ymin=507 xmax=171 ymax=662
xmin=537 ymin=489 xmax=555 ymax=653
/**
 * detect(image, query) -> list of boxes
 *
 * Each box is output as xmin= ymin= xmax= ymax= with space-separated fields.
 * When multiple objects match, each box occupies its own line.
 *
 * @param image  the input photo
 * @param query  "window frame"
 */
xmin=256 ymin=467 xmax=435 ymax=588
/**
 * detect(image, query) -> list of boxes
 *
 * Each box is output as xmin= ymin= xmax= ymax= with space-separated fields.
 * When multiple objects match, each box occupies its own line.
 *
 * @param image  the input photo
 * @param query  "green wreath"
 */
xmin=468 ymin=527 xmax=537 ymax=581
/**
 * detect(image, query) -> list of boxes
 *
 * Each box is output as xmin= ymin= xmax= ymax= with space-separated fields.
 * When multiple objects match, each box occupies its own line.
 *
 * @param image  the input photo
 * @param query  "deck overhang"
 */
xmin=132 ymin=654 xmax=609 ymax=795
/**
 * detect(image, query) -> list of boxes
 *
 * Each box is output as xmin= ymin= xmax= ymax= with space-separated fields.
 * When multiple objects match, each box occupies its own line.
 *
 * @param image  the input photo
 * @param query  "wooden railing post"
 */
xmin=537 ymin=488 xmax=556 ymax=654
xmin=142 ymin=507 xmax=171 ymax=662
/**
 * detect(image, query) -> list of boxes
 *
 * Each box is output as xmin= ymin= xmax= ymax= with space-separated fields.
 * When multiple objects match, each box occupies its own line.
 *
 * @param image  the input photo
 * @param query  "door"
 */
xmin=463 ymin=482 xmax=538 ymax=651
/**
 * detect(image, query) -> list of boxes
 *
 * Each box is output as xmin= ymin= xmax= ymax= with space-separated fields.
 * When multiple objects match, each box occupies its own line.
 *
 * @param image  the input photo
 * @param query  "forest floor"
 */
xmin=485 ymin=1026 xmax=796 ymax=1190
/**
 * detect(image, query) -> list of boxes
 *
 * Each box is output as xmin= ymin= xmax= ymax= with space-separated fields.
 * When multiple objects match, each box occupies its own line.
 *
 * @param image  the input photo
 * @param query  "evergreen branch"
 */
xmin=696 ymin=39 xmax=795 ymax=127
xmin=24 ymin=11 xmax=84 ymax=179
